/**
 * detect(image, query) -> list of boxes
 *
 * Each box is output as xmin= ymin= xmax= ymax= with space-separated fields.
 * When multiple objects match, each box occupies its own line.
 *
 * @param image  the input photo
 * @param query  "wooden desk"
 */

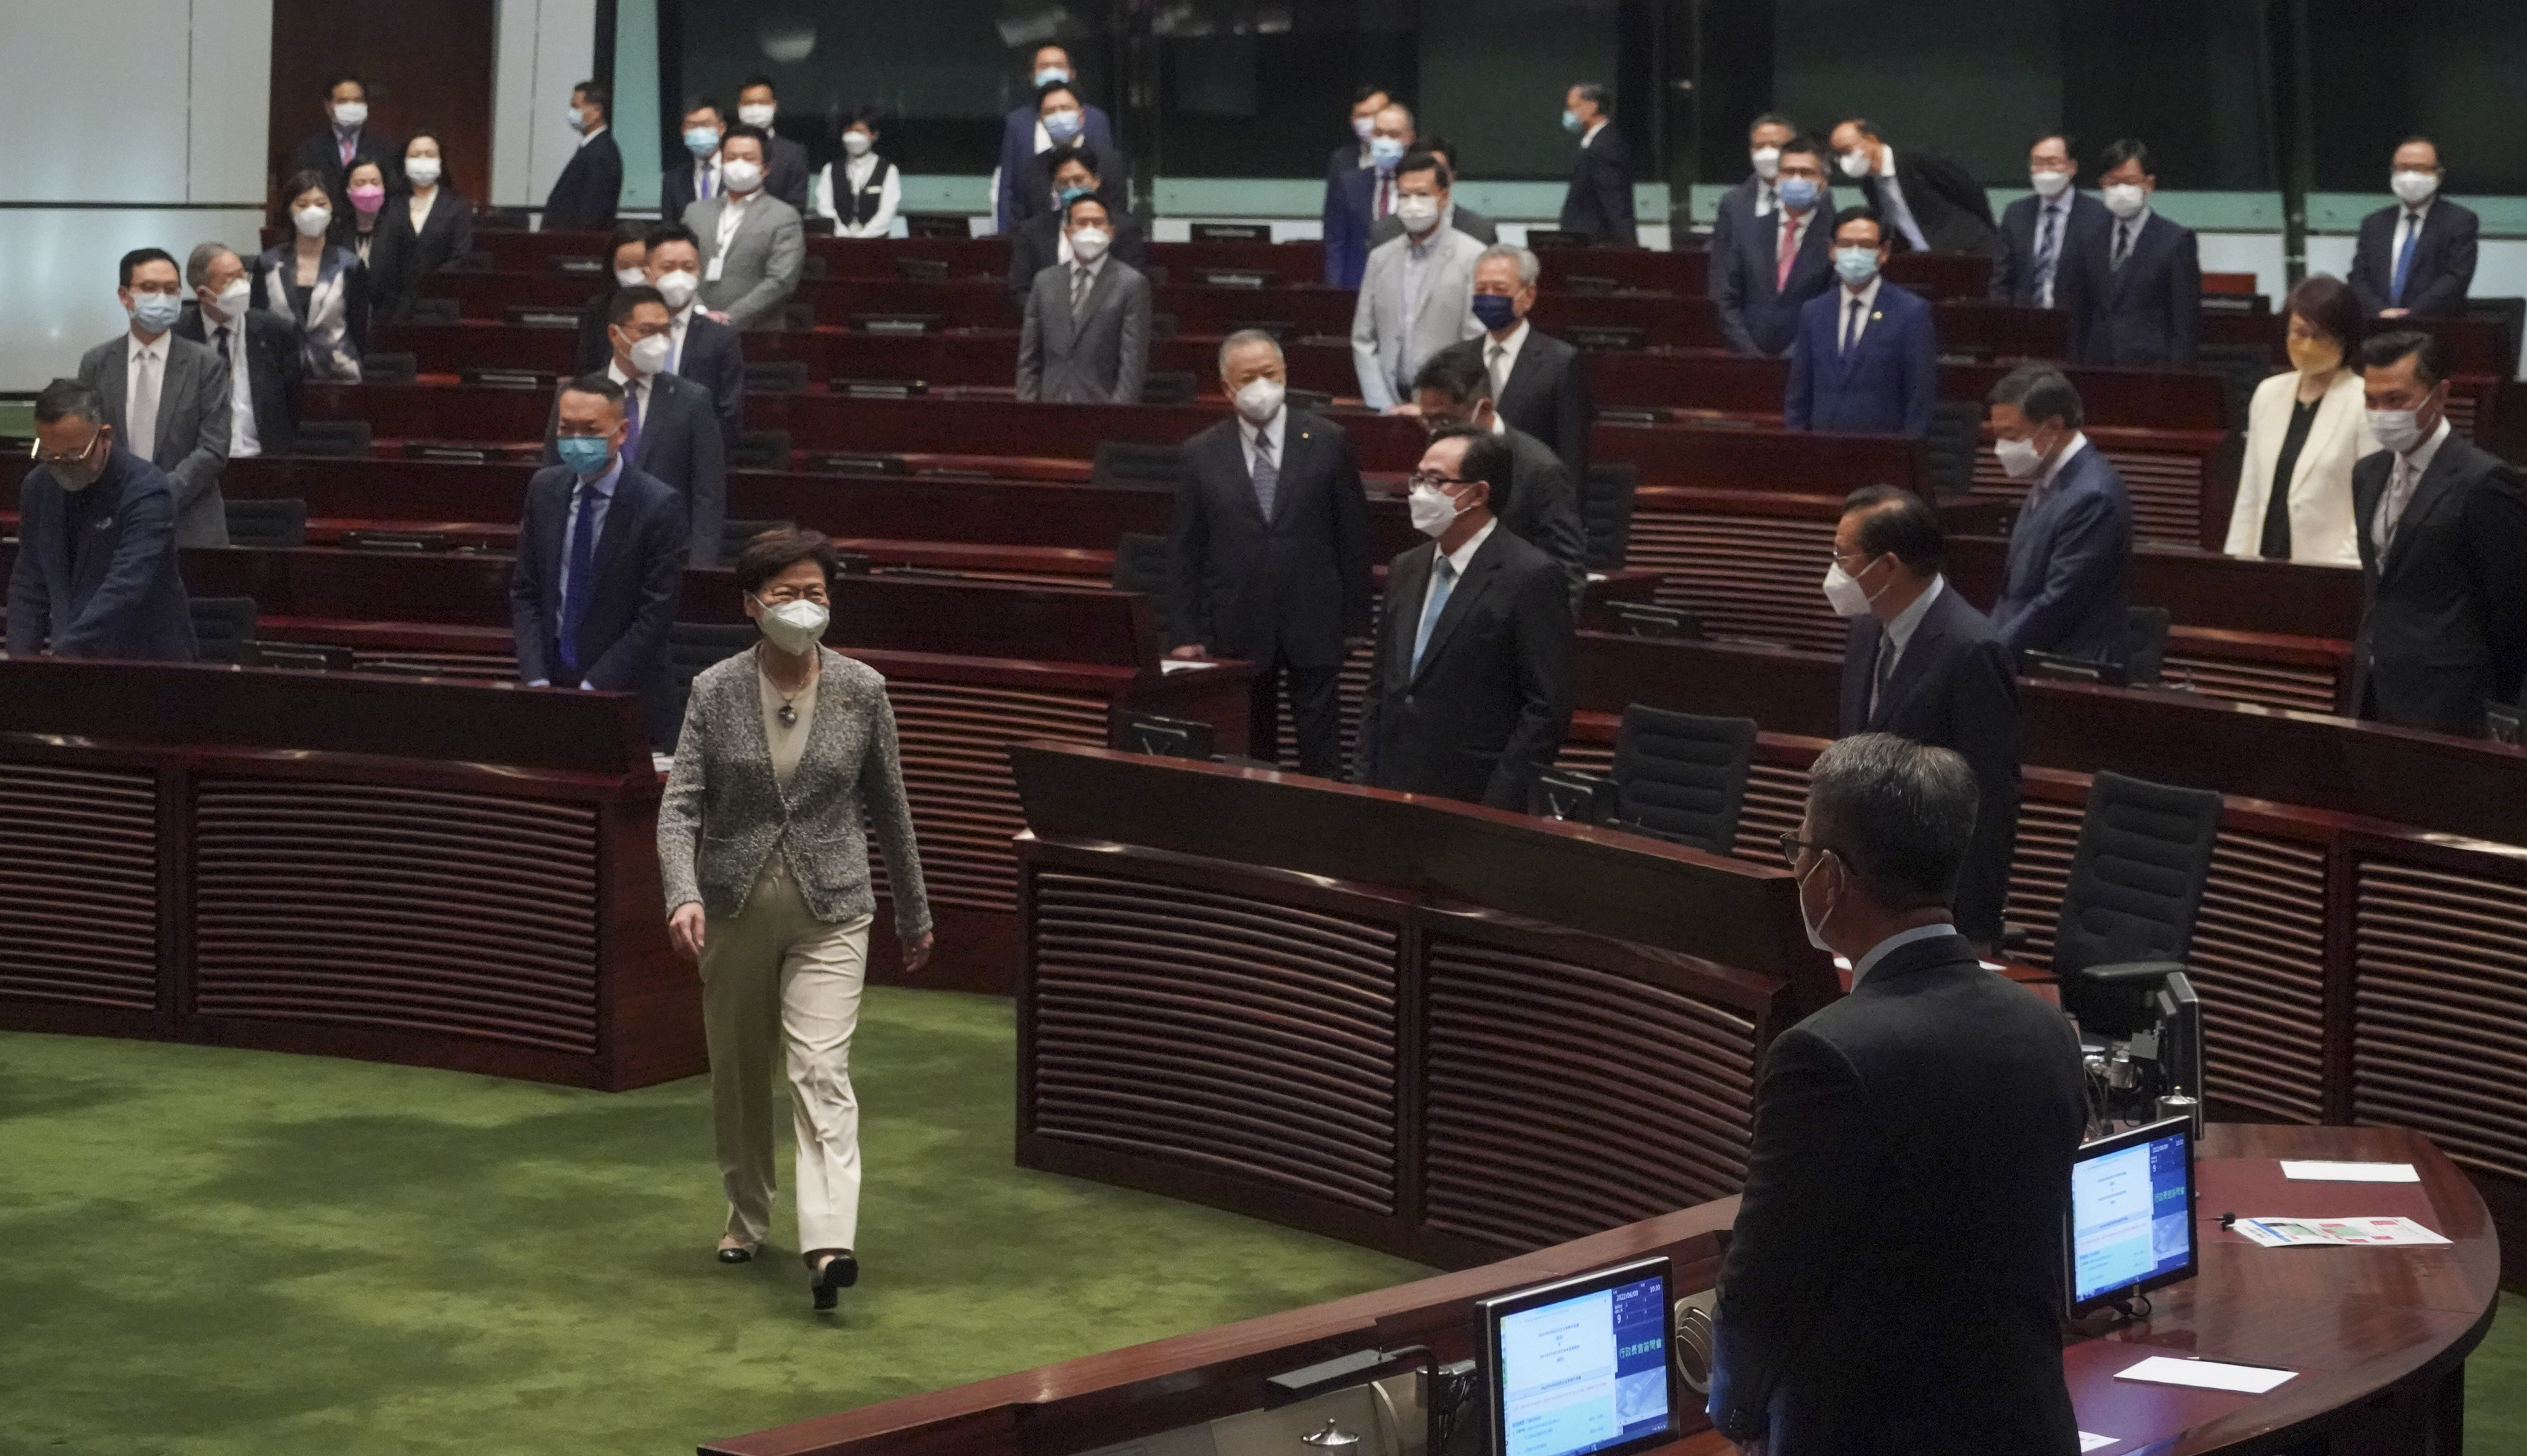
xmin=704 ymin=1122 xmax=2490 ymax=1456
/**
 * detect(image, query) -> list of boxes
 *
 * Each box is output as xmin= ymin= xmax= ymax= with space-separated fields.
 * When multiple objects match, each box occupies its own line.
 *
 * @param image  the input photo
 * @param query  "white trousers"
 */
xmin=700 ymin=859 xmax=871 ymax=1253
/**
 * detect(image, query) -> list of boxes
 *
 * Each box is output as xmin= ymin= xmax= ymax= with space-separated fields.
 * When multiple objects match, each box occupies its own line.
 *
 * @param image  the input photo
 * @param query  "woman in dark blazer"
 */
xmin=656 ymin=527 xmax=935 ymax=1313
xmin=575 ymin=220 xmax=651 ymax=373
xmin=371 ymin=129 xmax=474 ymax=321
xmin=254 ymin=169 xmax=370 ymax=379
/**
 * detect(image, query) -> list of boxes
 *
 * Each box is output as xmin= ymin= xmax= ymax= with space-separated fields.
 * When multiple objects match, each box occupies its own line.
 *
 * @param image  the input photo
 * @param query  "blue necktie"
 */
xmin=1251 ymin=432 xmax=1278 ymax=519
xmin=1410 ymin=556 xmax=1457 ymax=676
xmin=622 ymin=383 xmax=643 ymax=464
xmin=558 ymin=480 xmax=602 ymax=673
xmin=699 ymin=163 xmax=713 ymax=201
xmin=2391 ymin=212 xmax=2421 ymax=305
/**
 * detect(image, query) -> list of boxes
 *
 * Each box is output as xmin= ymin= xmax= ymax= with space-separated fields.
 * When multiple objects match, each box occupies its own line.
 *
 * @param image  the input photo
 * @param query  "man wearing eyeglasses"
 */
xmin=7 ymin=378 xmax=197 ymax=662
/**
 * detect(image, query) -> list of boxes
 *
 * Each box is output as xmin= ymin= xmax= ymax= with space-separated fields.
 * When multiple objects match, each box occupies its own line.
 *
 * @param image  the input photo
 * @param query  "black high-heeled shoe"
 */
xmin=717 ymin=1237 xmax=761 ymax=1264
xmin=806 ymin=1249 xmax=859 ymax=1311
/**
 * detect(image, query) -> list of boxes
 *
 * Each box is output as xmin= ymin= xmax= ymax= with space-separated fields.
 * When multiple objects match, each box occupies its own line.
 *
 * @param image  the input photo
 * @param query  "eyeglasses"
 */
xmin=1777 ymin=832 xmax=1827 ymax=867
xmin=28 ymin=429 xmax=104 ymax=467
xmin=1406 ymin=471 xmax=1474 ymax=491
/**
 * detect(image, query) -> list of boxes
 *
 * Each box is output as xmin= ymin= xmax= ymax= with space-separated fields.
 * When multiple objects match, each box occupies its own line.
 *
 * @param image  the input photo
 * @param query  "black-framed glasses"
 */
xmin=1407 ymin=470 xmax=1474 ymax=491
xmin=1777 ymin=832 xmax=1826 ymax=867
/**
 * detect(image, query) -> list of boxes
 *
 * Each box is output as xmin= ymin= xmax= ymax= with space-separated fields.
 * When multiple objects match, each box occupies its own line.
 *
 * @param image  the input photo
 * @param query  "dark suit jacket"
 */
xmin=1991 ymin=442 xmax=2133 ymax=665
xmin=1990 ymin=190 xmax=2109 ymax=307
xmin=1009 ymin=140 xmax=1132 ymax=234
xmin=172 ymin=302 xmax=304 ymax=457
xmin=1164 ymin=409 xmax=1370 ymax=669
xmin=508 ymin=461 xmax=687 ymax=694
xmin=544 ymin=130 xmax=622 ymax=231
xmin=672 ymin=311 xmax=746 ymax=451
xmin=1006 ymin=208 xmax=1149 ymax=312
xmin=1560 ymin=127 xmax=1637 ymax=246
xmin=997 ymin=103 xmax=1117 ymax=231
xmin=1855 ymin=150 xmax=1996 ymax=255
xmin=369 ymin=186 xmax=474 ymax=320
xmin=1710 ymin=202 xmax=1836 ymax=357
xmin=2351 ymin=432 xmax=2527 ymax=734
xmin=289 ymin=125 xmax=399 ymax=204
xmin=664 ymin=136 xmax=812 ymax=217
xmin=2349 ymin=199 xmax=2481 ymax=319
xmin=1323 ymin=155 xmax=1381 ymax=289
xmin=1838 ymin=586 xmax=2020 ymax=943
xmin=1438 ymin=327 xmax=1594 ymax=483
xmin=2059 ymin=210 xmax=2201 ymax=367
xmin=6 ymin=448 xmax=196 ymax=661
xmin=1497 ymin=425 xmax=1590 ymax=607
xmin=1355 ymin=524 xmax=1575 ymax=808
xmin=540 ymin=371 xmax=727 ymax=563
xmin=1368 ymin=204 xmax=1497 ymax=252
xmin=1018 ymin=257 xmax=1151 ymax=403
xmin=1709 ymin=932 xmax=2085 ymax=1456
xmin=75 ymin=332 xmax=230 ymax=547
xmin=1783 ymin=282 xmax=1938 ymax=437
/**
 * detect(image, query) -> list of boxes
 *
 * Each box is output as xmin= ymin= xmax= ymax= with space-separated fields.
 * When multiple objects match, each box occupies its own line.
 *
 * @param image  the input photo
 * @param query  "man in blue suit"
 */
xmin=2057 ymin=139 xmax=2199 ymax=366
xmin=7 ymin=379 xmax=195 ymax=661
xmin=1323 ymin=101 xmax=1413 ymax=289
xmin=995 ymin=46 xmax=1117 ymax=234
xmin=643 ymin=224 xmax=744 ymax=451
xmin=1985 ymin=365 xmax=2132 ymax=667
xmin=1710 ymin=134 xmax=1837 ymax=357
xmin=1990 ymin=134 xmax=2109 ymax=308
xmin=1783 ymin=210 xmax=1937 ymax=436
xmin=543 ymin=286 xmax=727 ymax=566
xmin=512 ymin=375 xmax=690 ymax=739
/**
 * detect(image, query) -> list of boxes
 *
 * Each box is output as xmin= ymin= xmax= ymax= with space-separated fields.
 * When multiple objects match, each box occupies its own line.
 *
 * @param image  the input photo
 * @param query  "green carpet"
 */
xmin=0 ymin=991 xmax=1424 ymax=1455
xmin=4 ymin=997 xmax=2524 ymax=1454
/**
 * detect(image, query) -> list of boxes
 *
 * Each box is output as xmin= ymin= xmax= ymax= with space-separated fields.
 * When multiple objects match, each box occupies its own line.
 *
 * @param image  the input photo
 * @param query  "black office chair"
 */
xmin=1090 ymin=441 xmax=1183 ymax=487
xmin=2125 ymin=606 xmax=2171 ymax=688
xmin=189 ymin=597 xmax=258 ymax=664
xmin=720 ymin=519 xmax=796 ymax=566
xmin=2192 ymin=342 xmax=2273 ymax=432
xmin=1140 ymin=371 xmax=1197 ymax=406
xmin=1608 ymin=706 xmax=1757 ymax=856
xmin=663 ymin=623 xmax=761 ymax=743
xmin=1110 ymin=532 xmax=1173 ymax=640
xmin=799 ymin=255 xmax=830 ymax=281
xmin=2050 ymin=771 xmax=2224 ymax=1037
xmin=1580 ymin=463 xmax=1639 ymax=571
xmin=729 ymin=429 xmax=792 ymax=469
xmin=224 ymin=498 xmax=307 ymax=548
xmin=1921 ymin=400 xmax=1985 ymax=502
xmin=291 ymin=420 xmax=372 ymax=458
xmin=2463 ymin=297 xmax=2525 ymax=378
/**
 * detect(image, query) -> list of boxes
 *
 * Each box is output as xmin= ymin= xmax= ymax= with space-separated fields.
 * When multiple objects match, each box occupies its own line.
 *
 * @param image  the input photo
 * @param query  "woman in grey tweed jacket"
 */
xmin=657 ymin=527 xmax=932 ymax=1311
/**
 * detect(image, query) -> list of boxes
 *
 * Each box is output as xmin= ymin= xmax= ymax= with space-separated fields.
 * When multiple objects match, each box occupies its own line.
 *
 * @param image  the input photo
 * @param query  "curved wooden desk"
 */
xmin=708 ymin=1123 xmax=2494 ymax=1456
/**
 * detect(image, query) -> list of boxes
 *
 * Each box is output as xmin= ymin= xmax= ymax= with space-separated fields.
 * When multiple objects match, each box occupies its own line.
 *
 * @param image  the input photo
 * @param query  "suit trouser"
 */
xmin=700 ymin=859 xmax=872 ymax=1253
xmin=1249 ymin=653 xmax=1344 ymax=777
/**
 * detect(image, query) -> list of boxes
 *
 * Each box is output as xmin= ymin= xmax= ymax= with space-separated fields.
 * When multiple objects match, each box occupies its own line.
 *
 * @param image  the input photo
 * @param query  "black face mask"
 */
xmin=44 ymin=429 xmax=107 ymax=491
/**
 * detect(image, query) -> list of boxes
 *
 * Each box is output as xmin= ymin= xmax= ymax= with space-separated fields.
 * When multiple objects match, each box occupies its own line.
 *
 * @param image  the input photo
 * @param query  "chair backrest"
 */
xmin=189 ymin=596 xmax=258 ymax=664
xmin=2125 ymin=606 xmax=2171 ymax=687
xmin=2462 ymin=296 xmax=2525 ymax=378
xmin=2191 ymin=342 xmax=2272 ymax=431
xmin=663 ymin=622 xmax=762 ymax=743
xmin=1920 ymin=400 xmax=1984 ymax=502
xmin=719 ymin=519 xmax=796 ymax=567
xmin=407 ymin=296 xmax=461 ymax=323
xmin=2051 ymin=771 xmax=2225 ymax=980
xmin=225 ymin=498 xmax=308 ymax=548
xmin=1091 ymin=441 xmax=1183 ymax=487
xmin=1110 ymin=532 xmax=1172 ymax=639
xmin=1580 ymin=463 xmax=1638 ymax=571
xmin=1610 ymin=705 xmax=1757 ymax=856
xmin=729 ymin=429 xmax=792 ymax=469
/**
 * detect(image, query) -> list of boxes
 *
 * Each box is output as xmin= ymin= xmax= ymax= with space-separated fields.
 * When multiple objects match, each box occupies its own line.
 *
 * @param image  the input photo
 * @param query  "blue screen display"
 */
xmin=1495 ymin=1273 xmax=1671 ymax=1456
xmin=2069 ymin=1131 xmax=2193 ymax=1305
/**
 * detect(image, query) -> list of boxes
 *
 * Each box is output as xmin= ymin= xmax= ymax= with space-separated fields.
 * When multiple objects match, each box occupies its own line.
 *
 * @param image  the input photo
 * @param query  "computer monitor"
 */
xmin=1476 ymin=1255 xmax=1676 ymax=1456
xmin=2065 ymin=1115 xmax=2197 ymax=1316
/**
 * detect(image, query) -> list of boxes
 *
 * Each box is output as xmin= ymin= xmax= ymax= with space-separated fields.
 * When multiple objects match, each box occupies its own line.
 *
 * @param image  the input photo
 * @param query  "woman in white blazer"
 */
xmin=2224 ymin=275 xmax=2374 ymax=564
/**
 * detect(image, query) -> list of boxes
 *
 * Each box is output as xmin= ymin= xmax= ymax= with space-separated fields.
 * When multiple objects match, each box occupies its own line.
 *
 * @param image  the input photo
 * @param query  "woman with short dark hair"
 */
xmin=2223 ymin=273 xmax=2375 ymax=563
xmin=656 ymin=527 xmax=933 ymax=1311
xmin=370 ymin=129 xmax=475 ymax=321
xmin=254 ymin=168 xmax=370 ymax=379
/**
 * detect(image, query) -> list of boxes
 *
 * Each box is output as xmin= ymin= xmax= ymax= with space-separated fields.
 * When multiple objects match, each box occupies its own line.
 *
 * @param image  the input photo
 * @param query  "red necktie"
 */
xmin=339 ymin=133 xmax=355 ymax=167
xmin=1377 ymin=176 xmax=1392 ymax=219
xmin=1776 ymin=214 xmax=1797 ymax=291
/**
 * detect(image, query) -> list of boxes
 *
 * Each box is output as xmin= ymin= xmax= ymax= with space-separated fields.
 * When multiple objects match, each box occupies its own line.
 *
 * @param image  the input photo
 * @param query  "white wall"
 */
xmin=0 ymin=0 xmax=272 ymax=389
xmin=490 ymin=0 xmax=598 ymax=217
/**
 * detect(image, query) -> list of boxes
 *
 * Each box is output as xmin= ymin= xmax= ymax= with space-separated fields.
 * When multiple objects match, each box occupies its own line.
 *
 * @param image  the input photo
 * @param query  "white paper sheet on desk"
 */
xmin=2078 ymin=1434 xmax=2122 ymax=1452
xmin=2235 ymin=1215 xmax=2450 ymax=1248
xmin=2115 ymin=1355 xmax=2297 ymax=1394
xmin=1157 ymin=659 xmax=1220 ymax=673
xmin=2280 ymin=1159 xmax=2419 ymax=1182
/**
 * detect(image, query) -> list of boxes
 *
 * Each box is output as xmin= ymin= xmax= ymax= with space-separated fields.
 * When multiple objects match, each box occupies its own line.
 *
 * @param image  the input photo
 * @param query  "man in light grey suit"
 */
xmin=1350 ymin=152 xmax=1486 ymax=412
xmin=1017 ymin=194 xmax=1152 ymax=403
xmin=77 ymin=247 xmax=230 ymax=547
xmin=683 ymin=123 xmax=804 ymax=333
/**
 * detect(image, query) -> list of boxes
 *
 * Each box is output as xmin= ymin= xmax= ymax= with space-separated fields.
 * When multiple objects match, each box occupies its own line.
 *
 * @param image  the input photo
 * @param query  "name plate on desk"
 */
xmin=460 ymin=366 xmax=553 ymax=391
xmin=832 ymin=378 xmax=928 ymax=400
xmin=806 ymin=451 xmax=910 ymax=476
xmin=1193 ymin=268 xmax=1273 ymax=289
xmin=851 ymin=314 xmax=940 ymax=337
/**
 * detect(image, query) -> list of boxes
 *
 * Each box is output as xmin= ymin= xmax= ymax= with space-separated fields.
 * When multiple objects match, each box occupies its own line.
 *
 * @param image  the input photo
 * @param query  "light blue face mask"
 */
xmin=566 ymin=102 xmax=588 ymax=133
xmin=682 ymin=126 xmax=719 ymax=157
xmin=1056 ymin=183 xmax=1092 ymax=207
xmin=1033 ymin=66 xmax=1070 ymax=89
xmin=1369 ymin=135 xmax=1406 ymax=169
xmin=555 ymin=434 xmax=612 ymax=475
xmin=1777 ymin=175 xmax=1821 ymax=210
xmin=1833 ymin=246 xmax=1880 ymax=286
xmin=1561 ymin=109 xmax=1584 ymax=133
xmin=128 ymin=292 xmax=183 ymax=334
xmin=1043 ymin=108 xmax=1083 ymax=144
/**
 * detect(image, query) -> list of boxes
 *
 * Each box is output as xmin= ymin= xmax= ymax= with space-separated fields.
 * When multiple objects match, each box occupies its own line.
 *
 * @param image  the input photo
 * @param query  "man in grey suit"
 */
xmin=683 ymin=123 xmax=804 ymax=333
xmin=76 ymin=248 xmax=230 ymax=547
xmin=1351 ymin=152 xmax=1486 ymax=412
xmin=1017 ymin=194 xmax=1152 ymax=403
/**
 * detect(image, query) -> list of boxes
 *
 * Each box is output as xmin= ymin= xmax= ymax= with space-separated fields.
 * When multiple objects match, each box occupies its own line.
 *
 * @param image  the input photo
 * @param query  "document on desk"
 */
xmin=2115 ymin=1355 xmax=2297 ymax=1394
xmin=2280 ymin=1159 xmax=2419 ymax=1182
xmin=2077 ymin=1433 xmax=2123 ymax=1452
xmin=1158 ymin=659 xmax=1220 ymax=674
xmin=2233 ymin=1215 xmax=2450 ymax=1248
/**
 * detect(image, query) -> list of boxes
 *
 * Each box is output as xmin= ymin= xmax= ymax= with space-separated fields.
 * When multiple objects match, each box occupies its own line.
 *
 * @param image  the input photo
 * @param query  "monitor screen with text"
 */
xmin=1481 ymin=1258 xmax=1674 ymax=1456
xmin=2068 ymin=1117 xmax=2196 ymax=1311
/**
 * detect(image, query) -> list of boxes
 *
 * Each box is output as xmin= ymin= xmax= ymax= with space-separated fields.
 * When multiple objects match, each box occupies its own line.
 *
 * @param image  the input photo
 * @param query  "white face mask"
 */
xmin=1395 ymin=194 xmax=1441 ymax=234
xmin=1750 ymin=146 xmax=1782 ymax=180
xmin=1232 ymin=377 xmax=1284 ymax=424
xmin=208 ymin=278 xmax=250 ymax=320
xmin=2391 ymin=169 xmax=2439 ymax=206
xmin=1797 ymin=851 xmax=1840 ymax=952
xmin=842 ymin=131 xmax=874 ymax=158
xmin=1408 ymin=482 xmax=1466 ymax=537
xmin=1820 ymin=561 xmax=1880 ymax=618
xmin=333 ymin=101 xmax=367 ymax=129
xmin=405 ymin=156 xmax=442 ymax=188
xmin=653 ymin=268 xmax=700 ymax=310
xmin=753 ymin=597 xmax=827 ymax=655
xmin=1352 ymin=114 xmax=1378 ymax=141
xmin=2368 ymin=407 xmax=2426 ymax=455
xmin=628 ymin=333 xmax=671 ymax=376
xmin=614 ymin=266 xmax=648 ymax=287
xmin=721 ymin=158 xmax=764 ymax=195
xmin=2029 ymin=168 xmax=2072 ymax=199
xmin=293 ymin=205 xmax=333 ymax=238
xmin=1068 ymin=226 xmax=1112 ymax=262
xmin=1839 ymin=147 xmax=1873 ymax=179
xmin=737 ymin=102 xmax=777 ymax=129
xmin=2102 ymin=183 xmax=2149 ymax=219
xmin=1994 ymin=433 xmax=2048 ymax=479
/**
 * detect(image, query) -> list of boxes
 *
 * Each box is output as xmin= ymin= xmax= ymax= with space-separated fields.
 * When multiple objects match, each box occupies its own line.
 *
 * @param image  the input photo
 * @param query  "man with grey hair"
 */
xmin=7 ymin=378 xmax=197 ymax=661
xmin=1164 ymin=329 xmax=1370 ymax=774
xmin=1985 ymin=363 xmax=2132 ymax=666
xmin=1710 ymin=732 xmax=2084 ymax=1456
xmin=1434 ymin=242 xmax=1592 ymax=482
xmin=173 ymin=240 xmax=304 ymax=458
